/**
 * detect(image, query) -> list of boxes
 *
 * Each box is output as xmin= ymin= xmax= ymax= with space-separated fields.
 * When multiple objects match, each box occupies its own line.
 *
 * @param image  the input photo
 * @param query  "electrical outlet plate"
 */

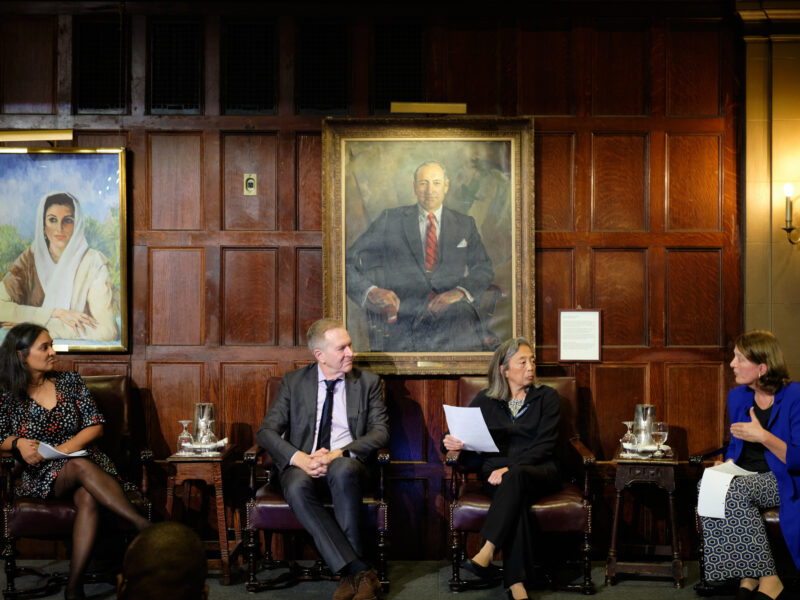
xmin=244 ymin=173 xmax=257 ymax=196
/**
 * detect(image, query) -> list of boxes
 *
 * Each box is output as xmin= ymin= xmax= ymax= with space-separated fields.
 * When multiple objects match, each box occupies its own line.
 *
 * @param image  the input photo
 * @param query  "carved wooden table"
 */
xmin=166 ymin=445 xmax=242 ymax=584
xmin=605 ymin=450 xmax=683 ymax=588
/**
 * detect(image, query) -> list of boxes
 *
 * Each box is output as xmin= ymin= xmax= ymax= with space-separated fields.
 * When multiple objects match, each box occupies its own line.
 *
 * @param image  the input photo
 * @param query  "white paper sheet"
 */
xmin=37 ymin=442 xmax=88 ymax=460
xmin=443 ymin=406 xmax=499 ymax=453
xmin=697 ymin=462 xmax=757 ymax=518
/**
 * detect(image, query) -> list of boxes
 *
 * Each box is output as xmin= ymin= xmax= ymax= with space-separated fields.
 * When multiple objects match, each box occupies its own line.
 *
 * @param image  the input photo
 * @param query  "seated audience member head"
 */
xmin=117 ymin=521 xmax=208 ymax=600
xmin=733 ymin=330 xmax=790 ymax=394
xmin=486 ymin=337 xmax=535 ymax=400
xmin=307 ymin=318 xmax=354 ymax=379
xmin=0 ymin=322 xmax=52 ymax=397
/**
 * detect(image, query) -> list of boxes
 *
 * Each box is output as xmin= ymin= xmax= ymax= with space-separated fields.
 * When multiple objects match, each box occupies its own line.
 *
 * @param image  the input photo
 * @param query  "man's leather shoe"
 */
xmin=352 ymin=569 xmax=381 ymax=600
xmin=461 ymin=557 xmax=502 ymax=579
xmin=332 ymin=574 xmax=355 ymax=600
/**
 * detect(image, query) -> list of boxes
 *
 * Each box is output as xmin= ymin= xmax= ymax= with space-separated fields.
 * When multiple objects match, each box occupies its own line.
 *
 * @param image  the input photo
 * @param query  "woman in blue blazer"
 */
xmin=701 ymin=330 xmax=800 ymax=600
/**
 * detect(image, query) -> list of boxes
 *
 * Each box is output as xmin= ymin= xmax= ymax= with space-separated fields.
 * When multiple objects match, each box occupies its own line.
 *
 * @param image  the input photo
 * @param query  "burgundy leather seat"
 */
xmin=244 ymin=376 xmax=389 ymax=593
xmin=1 ymin=374 xmax=152 ymax=599
xmin=446 ymin=376 xmax=596 ymax=594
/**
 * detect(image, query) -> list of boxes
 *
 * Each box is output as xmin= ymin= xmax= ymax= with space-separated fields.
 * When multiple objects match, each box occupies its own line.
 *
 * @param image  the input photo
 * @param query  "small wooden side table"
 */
xmin=166 ymin=445 xmax=242 ymax=584
xmin=605 ymin=450 xmax=683 ymax=588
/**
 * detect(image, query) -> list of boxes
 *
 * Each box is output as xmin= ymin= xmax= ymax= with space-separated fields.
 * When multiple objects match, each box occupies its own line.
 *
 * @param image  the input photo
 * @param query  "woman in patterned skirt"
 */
xmin=700 ymin=330 xmax=800 ymax=600
xmin=0 ymin=322 xmax=150 ymax=600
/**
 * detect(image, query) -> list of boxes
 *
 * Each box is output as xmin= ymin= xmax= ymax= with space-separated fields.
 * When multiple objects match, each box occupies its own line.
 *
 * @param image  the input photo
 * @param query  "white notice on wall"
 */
xmin=559 ymin=310 xmax=601 ymax=361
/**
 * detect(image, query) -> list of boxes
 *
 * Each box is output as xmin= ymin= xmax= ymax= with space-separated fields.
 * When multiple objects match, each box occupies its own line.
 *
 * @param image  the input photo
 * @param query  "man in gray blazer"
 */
xmin=256 ymin=318 xmax=389 ymax=600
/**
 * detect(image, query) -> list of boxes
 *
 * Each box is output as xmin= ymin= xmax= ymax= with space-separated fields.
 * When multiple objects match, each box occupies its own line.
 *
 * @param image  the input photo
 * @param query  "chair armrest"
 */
xmin=569 ymin=437 xmax=596 ymax=468
xmin=689 ymin=445 xmax=727 ymax=467
xmin=244 ymin=443 xmax=264 ymax=465
xmin=376 ymin=447 xmax=390 ymax=464
xmin=445 ymin=450 xmax=461 ymax=467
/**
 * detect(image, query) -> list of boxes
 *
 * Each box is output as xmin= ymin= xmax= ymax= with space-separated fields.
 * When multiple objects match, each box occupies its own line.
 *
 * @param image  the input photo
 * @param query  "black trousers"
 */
xmin=279 ymin=457 xmax=368 ymax=573
xmin=480 ymin=464 xmax=560 ymax=587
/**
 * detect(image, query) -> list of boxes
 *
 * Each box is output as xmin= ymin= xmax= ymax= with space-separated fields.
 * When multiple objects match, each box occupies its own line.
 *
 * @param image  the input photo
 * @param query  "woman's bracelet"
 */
xmin=10 ymin=437 xmax=23 ymax=462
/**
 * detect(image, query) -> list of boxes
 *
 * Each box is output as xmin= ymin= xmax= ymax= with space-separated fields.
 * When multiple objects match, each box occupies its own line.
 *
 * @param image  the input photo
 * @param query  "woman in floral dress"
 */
xmin=0 ymin=322 xmax=149 ymax=600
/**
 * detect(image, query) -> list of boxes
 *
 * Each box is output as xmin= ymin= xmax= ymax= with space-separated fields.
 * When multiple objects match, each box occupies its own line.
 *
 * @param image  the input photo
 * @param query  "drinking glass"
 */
xmin=177 ymin=420 xmax=193 ymax=455
xmin=652 ymin=421 xmax=669 ymax=457
xmin=620 ymin=421 xmax=636 ymax=456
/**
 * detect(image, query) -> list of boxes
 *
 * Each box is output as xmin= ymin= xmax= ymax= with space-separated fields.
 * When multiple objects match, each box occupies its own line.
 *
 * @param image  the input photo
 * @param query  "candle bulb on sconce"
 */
xmin=783 ymin=182 xmax=800 ymax=245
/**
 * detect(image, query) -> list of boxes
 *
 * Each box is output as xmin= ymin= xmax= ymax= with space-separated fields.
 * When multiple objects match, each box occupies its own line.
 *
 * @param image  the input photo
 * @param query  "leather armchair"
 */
xmin=0 ymin=374 xmax=153 ymax=599
xmin=243 ymin=376 xmax=390 ymax=593
xmin=446 ymin=376 xmax=596 ymax=595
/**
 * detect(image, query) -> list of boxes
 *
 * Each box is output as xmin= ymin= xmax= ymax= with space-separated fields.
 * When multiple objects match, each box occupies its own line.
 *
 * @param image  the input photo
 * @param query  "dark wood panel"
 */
xmin=535 ymin=249 xmax=574 ymax=347
xmin=535 ymin=132 xmax=575 ymax=231
xmin=295 ymin=248 xmax=323 ymax=347
xmin=75 ymin=362 xmax=129 ymax=377
xmin=222 ymin=133 xmax=278 ymax=231
xmin=518 ymin=19 xmax=573 ymax=115
xmin=222 ymin=248 xmax=278 ymax=345
xmin=386 ymin=379 xmax=428 ymax=463
xmin=592 ymin=19 xmax=649 ymax=116
xmin=385 ymin=477 xmax=429 ymax=559
xmin=74 ymin=131 xmax=129 ymax=148
xmin=222 ymin=133 xmax=277 ymax=230
xmin=592 ymin=249 xmax=647 ymax=345
xmin=592 ymin=133 xmax=647 ymax=231
xmin=149 ymin=133 xmax=203 ymax=230
xmin=666 ymin=133 xmax=721 ymax=231
xmin=666 ymin=249 xmax=721 ymax=346
xmin=592 ymin=363 xmax=648 ymax=459
xmin=439 ymin=26 xmax=498 ymax=114
xmin=667 ymin=21 xmax=720 ymax=117
xmin=0 ymin=16 xmax=55 ymax=114
xmin=150 ymin=248 xmax=204 ymax=345
xmin=148 ymin=362 xmax=204 ymax=459
xmin=665 ymin=363 xmax=724 ymax=457
xmin=297 ymin=133 xmax=322 ymax=231
xmin=220 ymin=362 xmax=278 ymax=449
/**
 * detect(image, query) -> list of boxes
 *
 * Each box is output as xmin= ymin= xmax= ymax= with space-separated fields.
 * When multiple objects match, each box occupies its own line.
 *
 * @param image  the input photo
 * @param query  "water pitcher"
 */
xmin=633 ymin=404 xmax=656 ymax=447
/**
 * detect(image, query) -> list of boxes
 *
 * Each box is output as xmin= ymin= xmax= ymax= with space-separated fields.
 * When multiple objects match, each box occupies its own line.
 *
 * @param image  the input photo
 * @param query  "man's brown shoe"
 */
xmin=332 ymin=574 xmax=355 ymax=600
xmin=352 ymin=569 xmax=381 ymax=600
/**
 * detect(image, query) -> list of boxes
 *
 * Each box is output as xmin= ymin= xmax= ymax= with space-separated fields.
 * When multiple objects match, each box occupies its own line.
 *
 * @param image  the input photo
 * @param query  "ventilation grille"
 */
xmin=73 ymin=15 xmax=127 ymax=114
xmin=222 ymin=19 xmax=276 ymax=115
xmin=296 ymin=19 xmax=349 ymax=114
xmin=149 ymin=18 xmax=202 ymax=114
xmin=373 ymin=23 xmax=423 ymax=113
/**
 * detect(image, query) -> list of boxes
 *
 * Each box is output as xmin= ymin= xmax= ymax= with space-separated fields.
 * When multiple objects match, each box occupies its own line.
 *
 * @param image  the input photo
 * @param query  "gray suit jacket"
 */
xmin=256 ymin=364 xmax=389 ymax=472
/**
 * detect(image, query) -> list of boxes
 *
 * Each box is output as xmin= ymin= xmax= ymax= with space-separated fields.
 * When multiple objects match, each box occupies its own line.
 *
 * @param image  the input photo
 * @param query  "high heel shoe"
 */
xmin=460 ymin=557 xmax=502 ymax=580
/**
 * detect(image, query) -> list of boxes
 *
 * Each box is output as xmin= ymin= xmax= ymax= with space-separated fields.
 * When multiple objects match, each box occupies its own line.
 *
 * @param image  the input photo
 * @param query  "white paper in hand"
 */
xmin=443 ymin=405 xmax=499 ymax=453
xmin=37 ymin=442 xmax=88 ymax=460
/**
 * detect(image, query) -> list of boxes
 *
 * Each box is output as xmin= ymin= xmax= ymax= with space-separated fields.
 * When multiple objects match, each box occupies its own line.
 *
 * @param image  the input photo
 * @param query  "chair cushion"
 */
xmin=248 ymin=485 xmax=387 ymax=533
xmin=6 ymin=497 xmax=76 ymax=537
xmin=452 ymin=483 xmax=588 ymax=533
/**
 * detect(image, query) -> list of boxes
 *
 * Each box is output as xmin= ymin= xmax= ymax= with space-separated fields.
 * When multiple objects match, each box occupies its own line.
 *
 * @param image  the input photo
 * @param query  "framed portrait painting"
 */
xmin=322 ymin=117 xmax=534 ymax=374
xmin=0 ymin=148 xmax=128 ymax=352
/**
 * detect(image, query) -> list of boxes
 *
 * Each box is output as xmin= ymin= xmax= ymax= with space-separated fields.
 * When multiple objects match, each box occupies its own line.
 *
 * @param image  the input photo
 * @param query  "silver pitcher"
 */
xmin=192 ymin=403 xmax=217 ymax=444
xmin=633 ymin=404 xmax=656 ymax=447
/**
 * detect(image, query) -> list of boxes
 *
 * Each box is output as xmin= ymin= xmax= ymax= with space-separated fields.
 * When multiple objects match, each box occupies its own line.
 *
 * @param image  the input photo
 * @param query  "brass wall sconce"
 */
xmin=783 ymin=183 xmax=800 ymax=244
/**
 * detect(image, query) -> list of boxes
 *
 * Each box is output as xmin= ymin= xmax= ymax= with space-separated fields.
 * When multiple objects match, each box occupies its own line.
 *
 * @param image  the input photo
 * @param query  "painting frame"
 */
xmin=322 ymin=117 xmax=534 ymax=375
xmin=0 ymin=147 xmax=128 ymax=353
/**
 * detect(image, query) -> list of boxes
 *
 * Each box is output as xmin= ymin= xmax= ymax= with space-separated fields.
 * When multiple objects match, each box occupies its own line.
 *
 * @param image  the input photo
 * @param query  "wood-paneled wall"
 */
xmin=0 ymin=2 xmax=741 ymax=560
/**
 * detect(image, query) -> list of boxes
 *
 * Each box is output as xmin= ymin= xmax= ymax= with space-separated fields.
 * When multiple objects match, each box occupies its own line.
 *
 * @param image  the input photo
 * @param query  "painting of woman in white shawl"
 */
xmin=0 ymin=191 xmax=119 ymax=341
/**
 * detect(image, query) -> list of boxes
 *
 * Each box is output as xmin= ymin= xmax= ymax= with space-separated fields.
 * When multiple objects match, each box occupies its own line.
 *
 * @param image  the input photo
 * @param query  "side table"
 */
xmin=605 ymin=450 xmax=683 ymax=588
xmin=166 ymin=445 xmax=242 ymax=584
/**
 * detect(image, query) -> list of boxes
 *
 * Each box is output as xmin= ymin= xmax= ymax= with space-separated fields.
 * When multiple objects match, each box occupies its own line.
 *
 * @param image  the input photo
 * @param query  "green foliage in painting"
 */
xmin=0 ymin=225 xmax=30 ymax=276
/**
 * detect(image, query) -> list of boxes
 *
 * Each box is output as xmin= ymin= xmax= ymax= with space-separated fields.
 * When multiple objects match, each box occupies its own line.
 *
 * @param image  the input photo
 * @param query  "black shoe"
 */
xmin=736 ymin=588 xmax=755 ymax=600
xmin=753 ymin=590 xmax=785 ymax=600
xmin=460 ymin=557 xmax=501 ymax=580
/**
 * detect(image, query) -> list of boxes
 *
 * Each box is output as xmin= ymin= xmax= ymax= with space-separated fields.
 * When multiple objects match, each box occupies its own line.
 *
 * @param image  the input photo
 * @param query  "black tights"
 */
xmin=52 ymin=458 xmax=149 ymax=598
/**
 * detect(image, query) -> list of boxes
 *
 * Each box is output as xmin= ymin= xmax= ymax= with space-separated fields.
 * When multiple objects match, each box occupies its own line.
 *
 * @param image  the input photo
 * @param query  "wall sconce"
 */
xmin=783 ymin=182 xmax=800 ymax=244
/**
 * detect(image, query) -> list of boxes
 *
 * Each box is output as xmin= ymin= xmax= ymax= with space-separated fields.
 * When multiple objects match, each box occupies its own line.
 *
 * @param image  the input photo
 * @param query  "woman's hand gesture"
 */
xmin=730 ymin=407 xmax=767 ymax=444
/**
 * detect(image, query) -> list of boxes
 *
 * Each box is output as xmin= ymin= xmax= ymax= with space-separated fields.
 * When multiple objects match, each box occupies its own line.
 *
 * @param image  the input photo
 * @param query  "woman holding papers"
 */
xmin=443 ymin=337 xmax=560 ymax=600
xmin=701 ymin=330 xmax=800 ymax=600
xmin=0 ymin=322 xmax=149 ymax=600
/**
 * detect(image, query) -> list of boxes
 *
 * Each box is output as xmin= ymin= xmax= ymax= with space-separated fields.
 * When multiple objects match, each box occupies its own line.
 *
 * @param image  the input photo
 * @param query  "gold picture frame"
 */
xmin=322 ymin=117 xmax=534 ymax=375
xmin=0 ymin=147 xmax=128 ymax=352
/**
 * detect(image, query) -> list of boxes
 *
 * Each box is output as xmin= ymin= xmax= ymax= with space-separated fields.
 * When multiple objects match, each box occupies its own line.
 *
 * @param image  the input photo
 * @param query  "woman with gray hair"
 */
xmin=443 ymin=337 xmax=561 ymax=600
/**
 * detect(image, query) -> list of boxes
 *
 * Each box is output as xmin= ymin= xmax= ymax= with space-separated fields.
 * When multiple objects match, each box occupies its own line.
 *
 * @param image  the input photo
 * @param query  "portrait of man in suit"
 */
xmin=256 ymin=318 xmax=389 ymax=600
xmin=345 ymin=154 xmax=508 ymax=353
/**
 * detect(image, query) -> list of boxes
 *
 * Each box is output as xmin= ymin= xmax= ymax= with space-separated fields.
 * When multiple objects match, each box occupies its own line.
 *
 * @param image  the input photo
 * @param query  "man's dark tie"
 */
xmin=317 ymin=378 xmax=338 ymax=451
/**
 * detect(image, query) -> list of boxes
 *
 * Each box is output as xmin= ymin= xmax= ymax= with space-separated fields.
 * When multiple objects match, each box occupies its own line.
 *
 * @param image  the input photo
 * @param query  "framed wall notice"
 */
xmin=558 ymin=309 xmax=601 ymax=362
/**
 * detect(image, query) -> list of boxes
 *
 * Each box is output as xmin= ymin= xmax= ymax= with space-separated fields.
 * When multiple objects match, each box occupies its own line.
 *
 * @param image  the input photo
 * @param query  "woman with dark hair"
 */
xmin=0 ymin=191 xmax=119 ymax=341
xmin=0 ymin=323 xmax=149 ymax=599
xmin=700 ymin=330 xmax=800 ymax=600
xmin=443 ymin=337 xmax=561 ymax=600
